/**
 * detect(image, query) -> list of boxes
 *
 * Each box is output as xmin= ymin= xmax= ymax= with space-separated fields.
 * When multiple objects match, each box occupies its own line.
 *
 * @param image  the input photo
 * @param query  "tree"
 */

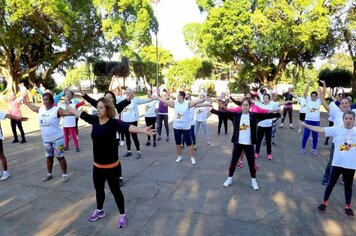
xmin=0 ymin=0 xmax=100 ymax=93
xmin=335 ymin=2 xmax=356 ymax=98
xmin=131 ymin=45 xmax=174 ymax=86
xmin=318 ymin=67 xmax=352 ymax=89
xmin=63 ymin=63 xmax=94 ymax=87
xmin=191 ymin=0 xmax=347 ymax=88
xmin=166 ymin=57 xmax=212 ymax=89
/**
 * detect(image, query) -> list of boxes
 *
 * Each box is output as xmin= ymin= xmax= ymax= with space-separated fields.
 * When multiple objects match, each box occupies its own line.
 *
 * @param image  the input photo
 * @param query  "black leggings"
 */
xmin=157 ymin=114 xmax=169 ymax=137
xmin=229 ymin=144 xmax=256 ymax=178
xmin=145 ymin=117 xmax=156 ymax=142
xmin=324 ymin=121 xmax=334 ymax=143
xmin=281 ymin=107 xmax=293 ymax=124
xmin=93 ymin=165 xmax=125 ymax=214
xmin=256 ymin=126 xmax=272 ymax=155
xmin=218 ymin=115 xmax=228 ymax=134
xmin=323 ymin=166 xmax=355 ymax=205
xmin=10 ymin=119 xmax=25 ymax=140
xmin=123 ymin=121 xmax=140 ymax=151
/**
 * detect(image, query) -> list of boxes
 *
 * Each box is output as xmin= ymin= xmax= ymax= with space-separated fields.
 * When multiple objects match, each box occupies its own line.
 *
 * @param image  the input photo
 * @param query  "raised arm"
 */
xmin=229 ymin=96 xmax=242 ymax=106
xmin=128 ymin=125 xmax=156 ymax=136
xmin=210 ymin=108 xmax=234 ymax=120
xmin=23 ymin=99 xmax=40 ymax=113
xmin=153 ymin=95 xmax=175 ymax=108
xmin=319 ymin=80 xmax=330 ymax=112
xmin=300 ymin=121 xmax=325 ymax=133
xmin=189 ymin=97 xmax=205 ymax=108
xmin=54 ymin=89 xmax=65 ymax=104
xmin=304 ymin=80 xmax=313 ymax=98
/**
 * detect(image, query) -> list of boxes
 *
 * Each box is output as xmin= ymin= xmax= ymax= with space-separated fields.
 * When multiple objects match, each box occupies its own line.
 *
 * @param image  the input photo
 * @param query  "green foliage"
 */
xmin=318 ymin=67 xmax=352 ymax=88
xmin=94 ymin=75 xmax=111 ymax=92
xmin=228 ymin=79 xmax=250 ymax=94
xmin=64 ymin=63 xmax=93 ymax=87
xmin=199 ymin=81 xmax=216 ymax=96
xmin=189 ymin=0 xmax=347 ymax=86
xmin=42 ymin=76 xmax=57 ymax=91
xmin=93 ymin=61 xmax=107 ymax=76
xmin=166 ymin=57 xmax=213 ymax=89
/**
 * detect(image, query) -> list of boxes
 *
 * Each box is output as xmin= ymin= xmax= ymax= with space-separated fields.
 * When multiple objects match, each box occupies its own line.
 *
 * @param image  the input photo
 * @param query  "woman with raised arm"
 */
xmin=211 ymin=99 xmax=281 ymax=190
xmin=300 ymin=111 xmax=356 ymax=218
xmin=24 ymin=92 xmax=73 ymax=183
xmin=300 ymin=80 xmax=322 ymax=156
xmin=67 ymin=97 xmax=155 ymax=228
xmin=154 ymin=91 xmax=205 ymax=165
xmin=6 ymin=92 xmax=26 ymax=143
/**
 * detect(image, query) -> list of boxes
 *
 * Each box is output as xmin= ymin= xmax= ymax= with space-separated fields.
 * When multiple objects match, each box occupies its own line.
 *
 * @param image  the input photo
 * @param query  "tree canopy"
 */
xmin=0 ymin=0 xmax=157 ymax=93
xmin=188 ymin=0 xmax=347 ymax=88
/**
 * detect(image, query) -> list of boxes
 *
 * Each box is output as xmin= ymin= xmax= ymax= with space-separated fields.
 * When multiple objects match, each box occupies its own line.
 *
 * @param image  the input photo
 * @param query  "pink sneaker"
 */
xmin=118 ymin=215 xmax=127 ymax=228
xmin=236 ymin=160 xmax=243 ymax=168
xmin=254 ymin=153 xmax=259 ymax=159
xmin=267 ymin=154 xmax=272 ymax=160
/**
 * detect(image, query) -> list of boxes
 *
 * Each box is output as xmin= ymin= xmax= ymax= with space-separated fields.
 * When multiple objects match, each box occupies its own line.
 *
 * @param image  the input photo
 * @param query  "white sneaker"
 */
xmin=176 ymin=156 xmax=183 ymax=163
xmin=207 ymin=141 xmax=211 ymax=145
xmin=280 ymin=123 xmax=284 ymax=128
xmin=251 ymin=179 xmax=259 ymax=191
xmin=191 ymin=157 xmax=196 ymax=165
xmin=290 ymin=124 xmax=294 ymax=129
xmin=223 ymin=177 xmax=232 ymax=187
xmin=0 ymin=172 xmax=10 ymax=181
xmin=120 ymin=141 xmax=125 ymax=146
xmin=298 ymin=128 xmax=301 ymax=133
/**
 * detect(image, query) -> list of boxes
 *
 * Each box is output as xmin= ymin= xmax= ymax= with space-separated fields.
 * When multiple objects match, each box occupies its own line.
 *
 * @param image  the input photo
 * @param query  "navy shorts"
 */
xmin=174 ymin=129 xmax=192 ymax=146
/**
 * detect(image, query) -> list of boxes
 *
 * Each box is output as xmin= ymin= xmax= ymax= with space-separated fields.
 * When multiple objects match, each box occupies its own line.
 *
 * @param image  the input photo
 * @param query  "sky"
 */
xmin=155 ymin=0 xmax=207 ymax=60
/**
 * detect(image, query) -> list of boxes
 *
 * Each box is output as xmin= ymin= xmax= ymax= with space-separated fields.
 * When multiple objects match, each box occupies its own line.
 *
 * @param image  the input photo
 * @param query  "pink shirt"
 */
xmin=226 ymin=104 xmax=270 ymax=113
xmin=7 ymin=97 xmax=22 ymax=117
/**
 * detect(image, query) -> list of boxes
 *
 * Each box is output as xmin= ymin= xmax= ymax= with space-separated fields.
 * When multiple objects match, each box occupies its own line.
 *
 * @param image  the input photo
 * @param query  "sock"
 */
xmin=127 ymin=150 xmax=131 ymax=153
xmin=97 ymin=209 xmax=103 ymax=212
xmin=120 ymin=213 xmax=126 ymax=217
xmin=47 ymin=173 xmax=52 ymax=176
xmin=137 ymin=151 xmax=141 ymax=153
xmin=322 ymin=200 xmax=327 ymax=205
xmin=3 ymin=170 xmax=8 ymax=174
xmin=62 ymin=174 xmax=68 ymax=177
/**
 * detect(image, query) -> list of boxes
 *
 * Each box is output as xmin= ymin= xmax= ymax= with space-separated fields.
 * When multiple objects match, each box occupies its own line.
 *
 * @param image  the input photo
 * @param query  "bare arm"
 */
xmin=189 ymin=98 xmax=205 ymax=108
xmin=128 ymin=125 xmax=156 ymax=136
xmin=153 ymin=95 xmax=175 ymax=108
xmin=304 ymin=80 xmax=313 ymax=98
xmin=24 ymin=100 xmax=40 ymax=113
xmin=65 ymin=106 xmax=83 ymax=117
xmin=5 ymin=114 xmax=28 ymax=121
xmin=300 ymin=121 xmax=325 ymax=133
xmin=319 ymin=80 xmax=330 ymax=112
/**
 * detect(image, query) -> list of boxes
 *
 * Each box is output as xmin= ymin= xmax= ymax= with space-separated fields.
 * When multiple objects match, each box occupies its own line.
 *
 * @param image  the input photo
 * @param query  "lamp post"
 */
xmin=152 ymin=0 xmax=160 ymax=88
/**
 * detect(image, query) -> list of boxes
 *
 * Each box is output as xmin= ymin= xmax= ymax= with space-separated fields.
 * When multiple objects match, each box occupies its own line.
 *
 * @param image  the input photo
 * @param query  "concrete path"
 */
xmin=0 ymin=110 xmax=355 ymax=236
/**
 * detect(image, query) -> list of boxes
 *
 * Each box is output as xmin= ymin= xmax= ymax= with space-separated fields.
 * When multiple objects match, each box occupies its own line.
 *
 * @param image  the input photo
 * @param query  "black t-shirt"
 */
xmin=80 ymin=112 xmax=130 ymax=165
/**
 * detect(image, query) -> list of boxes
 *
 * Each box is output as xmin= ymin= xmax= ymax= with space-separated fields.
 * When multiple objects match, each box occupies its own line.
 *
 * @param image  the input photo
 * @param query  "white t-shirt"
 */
xmin=297 ymin=97 xmax=307 ymax=113
xmin=238 ymin=114 xmax=251 ymax=145
xmin=173 ymin=100 xmax=191 ymax=130
xmin=189 ymin=107 xmax=195 ymax=126
xmin=39 ymin=106 xmax=63 ymax=142
xmin=144 ymin=100 xmax=158 ymax=118
xmin=195 ymin=106 xmax=209 ymax=122
xmin=60 ymin=104 xmax=76 ymax=128
xmin=0 ymin=111 xmax=6 ymax=140
xmin=120 ymin=98 xmax=151 ymax=123
xmin=325 ymin=126 xmax=356 ymax=170
xmin=256 ymin=102 xmax=274 ymax=127
xmin=305 ymin=97 xmax=321 ymax=121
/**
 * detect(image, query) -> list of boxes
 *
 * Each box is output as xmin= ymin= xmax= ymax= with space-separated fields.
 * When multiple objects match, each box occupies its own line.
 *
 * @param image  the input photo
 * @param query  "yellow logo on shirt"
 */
xmin=176 ymin=113 xmax=184 ymax=119
xmin=196 ymin=109 xmax=202 ymax=114
xmin=123 ymin=107 xmax=131 ymax=112
xmin=339 ymin=143 xmax=356 ymax=152
xmin=240 ymin=123 xmax=249 ymax=131
xmin=310 ymin=108 xmax=318 ymax=112
xmin=145 ymin=105 xmax=150 ymax=111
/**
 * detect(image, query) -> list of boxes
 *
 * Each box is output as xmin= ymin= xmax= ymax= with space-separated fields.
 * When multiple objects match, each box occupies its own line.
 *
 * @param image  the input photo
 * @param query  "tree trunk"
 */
xmin=0 ymin=66 xmax=19 ymax=94
xmin=352 ymin=60 xmax=356 ymax=102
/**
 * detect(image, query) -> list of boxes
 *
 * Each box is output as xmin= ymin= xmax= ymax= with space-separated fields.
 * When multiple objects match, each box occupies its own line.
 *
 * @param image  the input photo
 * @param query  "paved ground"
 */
xmin=0 ymin=106 xmax=355 ymax=236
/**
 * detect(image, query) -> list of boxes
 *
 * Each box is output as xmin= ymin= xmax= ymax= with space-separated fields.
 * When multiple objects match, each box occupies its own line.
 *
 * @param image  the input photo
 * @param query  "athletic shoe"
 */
xmin=157 ymin=136 xmax=162 ymax=141
xmin=321 ymin=176 xmax=329 ymax=186
xmin=272 ymin=142 xmax=277 ymax=146
xmin=340 ymin=179 xmax=345 ymax=185
xmin=64 ymin=147 xmax=69 ymax=151
xmin=236 ymin=160 xmax=244 ymax=168
xmin=12 ymin=139 xmax=19 ymax=143
xmin=280 ymin=123 xmax=284 ymax=128
xmin=123 ymin=152 xmax=132 ymax=157
xmin=191 ymin=157 xmax=196 ymax=165
xmin=344 ymin=208 xmax=354 ymax=218
xmin=290 ymin=124 xmax=294 ymax=129
xmin=42 ymin=174 xmax=53 ymax=182
xmin=136 ymin=152 xmax=142 ymax=159
xmin=254 ymin=153 xmax=259 ymax=159
xmin=62 ymin=175 xmax=69 ymax=183
xmin=119 ymin=178 xmax=124 ymax=187
xmin=251 ymin=179 xmax=259 ymax=191
xmin=311 ymin=149 xmax=318 ymax=157
xmin=0 ymin=172 xmax=10 ymax=181
xmin=165 ymin=137 xmax=170 ymax=142
xmin=20 ymin=139 xmax=26 ymax=143
xmin=176 ymin=156 xmax=183 ymax=163
xmin=223 ymin=177 xmax=232 ymax=187
xmin=207 ymin=141 xmax=211 ymax=145
xmin=318 ymin=204 xmax=327 ymax=213
xmin=88 ymin=209 xmax=105 ymax=222
xmin=153 ymin=142 xmax=157 ymax=147
xmin=120 ymin=141 xmax=125 ymax=146
xmin=299 ymin=149 xmax=305 ymax=155
xmin=118 ymin=215 xmax=127 ymax=228
xmin=267 ymin=154 xmax=272 ymax=160
xmin=145 ymin=141 xmax=151 ymax=146
xmin=76 ymin=148 xmax=80 ymax=152
xmin=298 ymin=128 xmax=301 ymax=133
